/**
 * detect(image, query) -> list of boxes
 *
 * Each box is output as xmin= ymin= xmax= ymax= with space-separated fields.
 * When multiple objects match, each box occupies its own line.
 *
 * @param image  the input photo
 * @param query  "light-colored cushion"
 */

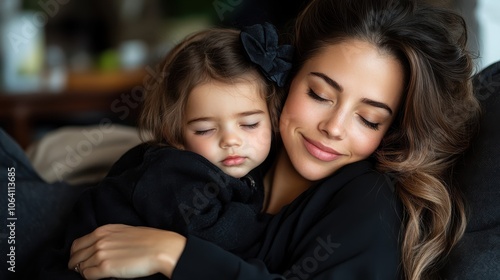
xmin=26 ymin=124 xmax=145 ymax=185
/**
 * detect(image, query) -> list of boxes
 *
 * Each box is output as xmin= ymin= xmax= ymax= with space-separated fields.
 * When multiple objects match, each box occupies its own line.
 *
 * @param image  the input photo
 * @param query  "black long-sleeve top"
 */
xmin=37 ymin=144 xmax=402 ymax=279
xmin=36 ymin=144 xmax=269 ymax=279
xmin=171 ymin=159 xmax=403 ymax=279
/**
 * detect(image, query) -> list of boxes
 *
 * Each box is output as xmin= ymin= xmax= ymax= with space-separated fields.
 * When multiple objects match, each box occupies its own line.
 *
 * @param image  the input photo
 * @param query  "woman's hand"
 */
xmin=68 ymin=224 xmax=186 ymax=279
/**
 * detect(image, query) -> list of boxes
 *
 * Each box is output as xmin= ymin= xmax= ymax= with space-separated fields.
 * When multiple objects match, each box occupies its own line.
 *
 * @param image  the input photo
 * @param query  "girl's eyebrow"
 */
xmin=186 ymin=117 xmax=213 ymax=124
xmin=187 ymin=110 xmax=265 ymax=124
xmin=238 ymin=110 xmax=265 ymax=117
xmin=309 ymin=72 xmax=393 ymax=116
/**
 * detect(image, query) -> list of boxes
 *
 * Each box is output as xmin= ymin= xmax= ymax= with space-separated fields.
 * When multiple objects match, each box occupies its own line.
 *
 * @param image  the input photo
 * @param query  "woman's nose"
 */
xmin=319 ymin=110 xmax=346 ymax=140
xmin=220 ymin=129 xmax=242 ymax=148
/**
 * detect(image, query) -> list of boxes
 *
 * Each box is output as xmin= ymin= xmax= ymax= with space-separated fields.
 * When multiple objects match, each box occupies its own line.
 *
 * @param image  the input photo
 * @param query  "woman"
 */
xmin=11 ymin=0 xmax=475 ymax=279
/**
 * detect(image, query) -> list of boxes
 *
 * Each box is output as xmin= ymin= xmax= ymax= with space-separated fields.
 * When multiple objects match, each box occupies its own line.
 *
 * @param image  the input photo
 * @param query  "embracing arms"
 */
xmin=67 ymin=161 xmax=403 ymax=280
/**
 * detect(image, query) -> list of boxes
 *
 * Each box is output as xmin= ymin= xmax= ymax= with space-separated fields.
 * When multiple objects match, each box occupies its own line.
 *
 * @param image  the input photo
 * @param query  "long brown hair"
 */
xmin=139 ymin=28 xmax=284 ymax=147
xmin=294 ymin=0 xmax=481 ymax=278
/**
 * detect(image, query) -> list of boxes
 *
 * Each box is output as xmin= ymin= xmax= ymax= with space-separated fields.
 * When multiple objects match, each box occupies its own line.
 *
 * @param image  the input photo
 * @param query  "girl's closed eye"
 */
xmin=241 ymin=122 xmax=260 ymax=129
xmin=194 ymin=128 xmax=215 ymax=135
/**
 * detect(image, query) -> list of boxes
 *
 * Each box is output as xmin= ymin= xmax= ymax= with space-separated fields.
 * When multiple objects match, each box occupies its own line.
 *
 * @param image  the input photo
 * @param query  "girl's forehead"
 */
xmin=188 ymin=80 xmax=266 ymax=105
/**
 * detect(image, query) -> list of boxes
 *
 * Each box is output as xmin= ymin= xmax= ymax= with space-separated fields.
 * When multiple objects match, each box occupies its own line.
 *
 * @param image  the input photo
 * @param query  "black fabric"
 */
xmin=173 ymin=160 xmax=403 ymax=279
xmin=35 ymin=145 xmax=268 ymax=279
xmin=0 ymin=129 xmax=92 ymax=280
xmin=441 ymin=61 xmax=500 ymax=278
xmin=240 ymin=22 xmax=294 ymax=87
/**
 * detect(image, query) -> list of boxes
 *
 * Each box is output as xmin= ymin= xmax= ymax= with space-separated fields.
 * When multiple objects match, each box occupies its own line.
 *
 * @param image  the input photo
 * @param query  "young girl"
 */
xmin=35 ymin=24 xmax=292 ymax=278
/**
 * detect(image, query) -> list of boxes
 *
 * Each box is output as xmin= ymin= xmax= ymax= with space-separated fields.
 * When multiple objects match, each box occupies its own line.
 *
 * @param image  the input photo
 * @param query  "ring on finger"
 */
xmin=74 ymin=262 xmax=81 ymax=273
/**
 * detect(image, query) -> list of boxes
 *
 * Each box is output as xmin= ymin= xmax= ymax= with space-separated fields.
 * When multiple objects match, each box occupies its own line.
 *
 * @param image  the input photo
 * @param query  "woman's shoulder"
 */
xmin=315 ymin=160 xmax=403 ymax=232
xmin=318 ymin=160 xmax=399 ymax=210
xmin=260 ymin=160 xmax=403 ymax=278
xmin=270 ymin=159 xmax=402 ymax=237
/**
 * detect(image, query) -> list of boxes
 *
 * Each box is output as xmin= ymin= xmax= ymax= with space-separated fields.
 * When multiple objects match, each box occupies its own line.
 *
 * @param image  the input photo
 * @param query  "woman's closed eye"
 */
xmin=307 ymin=89 xmax=330 ymax=102
xmin=359 ymin=116 xmax=380 ymax=130
xmin=307 ymin=87 xmax=382 ymax=131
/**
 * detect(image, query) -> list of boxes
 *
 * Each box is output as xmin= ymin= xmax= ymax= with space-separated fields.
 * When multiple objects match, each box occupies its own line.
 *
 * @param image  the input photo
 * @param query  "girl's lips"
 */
xmin=303 ymin=136 xmax=342 ymax=162
xmin=222 ymin=156 xmax=246 ymax=166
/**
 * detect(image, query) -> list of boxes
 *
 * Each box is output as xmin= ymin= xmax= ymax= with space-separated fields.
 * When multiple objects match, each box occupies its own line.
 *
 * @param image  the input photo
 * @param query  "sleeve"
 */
xmin=132 ymin=149 xmax=266 ymax=254
xmin=172 ymin=235 xmax=285 ymax=280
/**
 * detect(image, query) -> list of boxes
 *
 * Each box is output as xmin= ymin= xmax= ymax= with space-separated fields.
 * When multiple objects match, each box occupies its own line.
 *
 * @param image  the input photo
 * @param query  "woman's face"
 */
xmin=280 ymin=39 xmax=404 ymax=181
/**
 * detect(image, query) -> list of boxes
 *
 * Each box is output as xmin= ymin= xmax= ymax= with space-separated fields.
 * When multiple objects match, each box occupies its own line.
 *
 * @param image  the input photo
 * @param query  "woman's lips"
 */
xmin=222 ymin=156 xmax=246 ymax=166
xmin=303 ymin=136 xmax=342 ymax=162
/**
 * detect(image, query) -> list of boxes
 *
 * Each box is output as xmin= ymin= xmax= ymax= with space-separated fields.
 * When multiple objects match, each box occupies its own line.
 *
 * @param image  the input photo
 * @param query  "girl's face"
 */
xmin=182 ymin=78 xmax=272 ymax=178
xmin=280 ymin=39 xmax=404 ymax=181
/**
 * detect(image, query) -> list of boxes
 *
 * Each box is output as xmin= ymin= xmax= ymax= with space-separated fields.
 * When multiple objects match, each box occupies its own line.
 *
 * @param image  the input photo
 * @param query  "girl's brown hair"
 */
xmin=294 ymin=0 xmax=480 ymax=279
xmin=139 ymin=28 xmax=285 ymax=147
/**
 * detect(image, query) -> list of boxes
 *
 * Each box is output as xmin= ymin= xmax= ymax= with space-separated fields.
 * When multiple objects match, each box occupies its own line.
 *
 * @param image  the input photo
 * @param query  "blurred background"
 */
xmin=0 ymin=0 xmax=498 ymax=149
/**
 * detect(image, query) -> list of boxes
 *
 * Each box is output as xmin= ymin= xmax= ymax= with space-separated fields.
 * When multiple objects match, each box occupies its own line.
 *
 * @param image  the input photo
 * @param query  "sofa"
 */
xmin=440 ymin=61 xmax=500 ymax=279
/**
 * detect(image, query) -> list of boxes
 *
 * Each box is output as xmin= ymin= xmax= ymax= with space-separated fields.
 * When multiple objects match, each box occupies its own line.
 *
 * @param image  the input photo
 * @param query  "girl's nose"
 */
xmin=220 ymin=129 xmax=242 ymax=148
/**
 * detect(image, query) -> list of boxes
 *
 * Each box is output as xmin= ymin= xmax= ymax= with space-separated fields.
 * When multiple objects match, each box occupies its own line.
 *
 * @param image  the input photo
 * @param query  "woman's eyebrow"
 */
xmin=310 ymin=72 xmax=343 ymax=92
xmin=310 ymin=72 xmax=393 ymax=115
xmin=361 ymin=98 xmax=393 ymax=115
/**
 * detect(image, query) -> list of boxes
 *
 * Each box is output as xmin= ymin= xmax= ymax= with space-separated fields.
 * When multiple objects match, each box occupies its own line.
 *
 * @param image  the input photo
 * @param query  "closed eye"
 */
xmin=194 ymin=129 xmax=215 ymax=135
xmin=359 ymin=117 xmax=380 ymax=131
xmin=242 ymin=122 xmax=260 ymax=129
xmin=307 ymin=89 xmax=329 ymax=102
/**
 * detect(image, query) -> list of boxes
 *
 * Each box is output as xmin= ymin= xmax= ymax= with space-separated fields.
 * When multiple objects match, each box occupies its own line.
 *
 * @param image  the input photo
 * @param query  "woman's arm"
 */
xmin=173 ymin=234 xmax=285 ymax=279
xmin=68 ymin=225 xmax=285 ymax=280
xmin=68 ymin=224 xmax=186 ymax=279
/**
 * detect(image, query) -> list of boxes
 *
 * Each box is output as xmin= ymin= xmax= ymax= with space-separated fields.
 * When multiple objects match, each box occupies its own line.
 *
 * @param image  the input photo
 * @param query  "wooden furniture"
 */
xmin=0 ymin=69 xmax=147 ymax=149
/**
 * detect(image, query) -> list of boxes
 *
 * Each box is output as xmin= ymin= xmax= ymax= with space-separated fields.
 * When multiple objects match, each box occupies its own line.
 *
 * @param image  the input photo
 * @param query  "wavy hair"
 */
xmin=139 ymin=28 xmax=284 ymax=147
xmin=294 ymin=0 xmax=481 ymax=279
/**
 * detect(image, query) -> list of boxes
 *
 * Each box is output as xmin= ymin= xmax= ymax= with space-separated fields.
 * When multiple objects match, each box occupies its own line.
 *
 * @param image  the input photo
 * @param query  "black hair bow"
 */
xmin=240 ymin=22 xmax=294 ymax=87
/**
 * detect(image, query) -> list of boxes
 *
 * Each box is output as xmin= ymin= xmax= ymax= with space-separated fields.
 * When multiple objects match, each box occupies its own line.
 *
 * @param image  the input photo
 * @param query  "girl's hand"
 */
xmin=68 ymin=224 xmax=186 ymax=279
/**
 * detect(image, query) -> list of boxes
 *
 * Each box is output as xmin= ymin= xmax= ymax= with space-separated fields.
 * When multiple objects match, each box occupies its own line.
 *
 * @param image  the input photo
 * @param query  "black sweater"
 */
xmin=36 ymin=144 xmax=269 ymax=279
xmin=37 ymin=145 xmax=402 ymax=279
xmin=171 ymin=160 xmax=403 ymax=279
